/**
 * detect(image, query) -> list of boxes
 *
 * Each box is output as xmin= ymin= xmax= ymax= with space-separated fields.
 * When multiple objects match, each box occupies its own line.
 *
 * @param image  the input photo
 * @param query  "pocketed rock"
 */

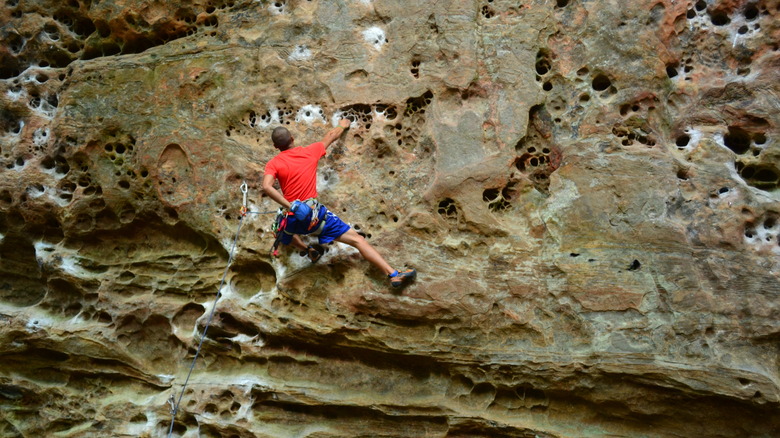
xmin=0 ymin=0 xmax=779 ymax=437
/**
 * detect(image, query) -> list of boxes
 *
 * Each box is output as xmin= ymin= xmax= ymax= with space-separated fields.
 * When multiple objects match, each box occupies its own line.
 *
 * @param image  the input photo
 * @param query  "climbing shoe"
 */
xmin=305 ymin=244 xmax=323 ymax=263
xmin=389 ymin=269 xmax=416 ymax=288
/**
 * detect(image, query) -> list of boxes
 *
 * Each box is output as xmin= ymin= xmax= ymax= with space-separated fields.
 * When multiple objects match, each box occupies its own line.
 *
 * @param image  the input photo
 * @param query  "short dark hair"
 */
xmin=272 ymin=127 xmax=293 ymax=150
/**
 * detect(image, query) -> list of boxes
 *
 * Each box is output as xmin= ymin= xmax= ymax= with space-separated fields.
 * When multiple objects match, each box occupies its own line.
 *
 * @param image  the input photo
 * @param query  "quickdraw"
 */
xmin=240 ymin=182 xmax=248 ymax=217
xmin=238 ymin=181 xmax=276 ymax=217
xmin=271 ymin=209 xmax=293 ymax=257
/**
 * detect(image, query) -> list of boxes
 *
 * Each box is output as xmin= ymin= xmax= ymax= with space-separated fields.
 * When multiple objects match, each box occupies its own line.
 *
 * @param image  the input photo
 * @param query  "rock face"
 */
xmin=1 ymin=0 xmax=779 ymax=436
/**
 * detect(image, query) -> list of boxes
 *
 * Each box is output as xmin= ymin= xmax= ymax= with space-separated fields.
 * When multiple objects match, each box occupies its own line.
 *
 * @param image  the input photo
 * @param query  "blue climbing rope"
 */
xmin=167 ymin=214 xmax=244 ymax=437
xmin=166 ymin=182 xmax=273 ymax=437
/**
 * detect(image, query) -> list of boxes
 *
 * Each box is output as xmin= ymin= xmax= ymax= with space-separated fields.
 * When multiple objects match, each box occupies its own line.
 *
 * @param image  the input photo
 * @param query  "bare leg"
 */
xmin=290 ymin=234 xmax=308 ymax=251
xmin=335 ymin=229 xmax=394 ymax=276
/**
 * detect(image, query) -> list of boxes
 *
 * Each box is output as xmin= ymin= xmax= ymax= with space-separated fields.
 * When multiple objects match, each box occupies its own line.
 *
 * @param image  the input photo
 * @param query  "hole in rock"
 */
xmin=122 ymin=36 xmax=156 ymax=55
xmin=709 ymin=10 xmax=730 ymax=26
xmin=41 ymin=157 xmax=55 ymax=170
xmin=28 ymin=348 xmax=70 ymax=362
xmin=628 ymin=260 xmax=641 ymax=271
xmin=724 ymin=127 xmax=751 ymax=154
xmin=73 ymin=17 xmax=97 ymax=37
xmin=7 ymin=32 xmax=24 ymax=54
xmin=215 ymin=312 xmax=259 ymax=338
xmin=745 ymin=4 xmax=759 ymax=20
xmin=535 ymin=58 xmax=550 ymax=75
xmin=739 ymin=165 xmax=756 ymax=179
xmin=754 ymin=168 xmax=778 ymax=182
xmin=676 ymin=135 xmax=690 ymax=147
xmin=230 ymin=261 xmax=277 ymax=298
xmin=97 ymin=311 xmax=112 ymax=323
xmin=482 ymin=188 xmax=500 ymax=202
xmin=591 ymin=74 xmax=611 ymax=91
xmin=437 ymin=199 xmax=458 ymax=219
xmin=472 ymin=382 xmax=497 ymax=397
xmin=96 ymin=21 xmax=111 ymax=38
xmin=556 ymin=0 xmax=569 ymax=7
xmin=695 ymin=1 xmax=707 ymax=11
xmin=173 ymin=303 xmax=206 ymax=331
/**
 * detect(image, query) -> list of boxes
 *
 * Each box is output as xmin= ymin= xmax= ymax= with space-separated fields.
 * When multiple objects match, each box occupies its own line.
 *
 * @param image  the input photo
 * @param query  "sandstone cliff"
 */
xmin=1 ymin=0 xmax=779 ymax=437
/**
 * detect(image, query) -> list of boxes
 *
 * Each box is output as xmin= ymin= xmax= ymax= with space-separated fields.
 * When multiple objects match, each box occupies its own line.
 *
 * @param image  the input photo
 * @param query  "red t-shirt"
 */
xmin=264 ymin=142 xmax=326 ymax=202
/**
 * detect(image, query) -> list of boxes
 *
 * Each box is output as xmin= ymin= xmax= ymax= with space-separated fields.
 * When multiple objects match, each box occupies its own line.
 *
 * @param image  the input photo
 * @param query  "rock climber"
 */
xmin=261 ymin=118 xmax=416 ymax=288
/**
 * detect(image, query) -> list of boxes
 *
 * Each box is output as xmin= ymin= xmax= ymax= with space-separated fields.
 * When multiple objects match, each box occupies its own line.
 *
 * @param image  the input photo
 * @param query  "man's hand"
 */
xmin=322 ymin=118 xmax=350 ymax=149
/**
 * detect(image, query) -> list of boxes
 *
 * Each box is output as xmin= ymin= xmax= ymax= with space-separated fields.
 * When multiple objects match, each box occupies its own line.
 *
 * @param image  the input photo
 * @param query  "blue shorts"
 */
xmin=279 ymin=207 xmax=351 ymax=246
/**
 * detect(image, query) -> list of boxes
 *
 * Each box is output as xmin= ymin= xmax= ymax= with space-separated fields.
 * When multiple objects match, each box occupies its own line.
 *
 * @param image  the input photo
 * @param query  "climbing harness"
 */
xmin=288 ymin=198 xmax=327 ymax=235
xmin=270 ymin=198 xmax=328 ymax=256
xmin=305 ymin=199 xmax=325 ymax=233
xmin=166 ymin=182 xmax=273 ymax=437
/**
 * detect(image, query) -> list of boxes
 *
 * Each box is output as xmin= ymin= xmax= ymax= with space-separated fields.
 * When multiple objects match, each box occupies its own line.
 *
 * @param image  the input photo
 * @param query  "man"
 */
xmin=262 ymin=118 xmax=416 ymax=288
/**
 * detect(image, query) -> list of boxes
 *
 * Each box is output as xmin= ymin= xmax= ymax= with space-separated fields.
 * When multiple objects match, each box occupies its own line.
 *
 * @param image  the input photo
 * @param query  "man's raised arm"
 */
xmin=321 ymin=119 xmax=351 ymax=149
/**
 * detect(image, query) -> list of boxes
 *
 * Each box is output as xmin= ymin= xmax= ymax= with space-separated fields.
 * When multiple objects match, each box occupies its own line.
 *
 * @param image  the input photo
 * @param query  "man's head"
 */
xmin=272 ymin=127 xmax=294 ymax=151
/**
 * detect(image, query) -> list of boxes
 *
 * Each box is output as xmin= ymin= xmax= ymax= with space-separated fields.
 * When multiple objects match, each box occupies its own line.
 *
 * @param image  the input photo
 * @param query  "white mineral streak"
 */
xmin=295 ymin=105 xmax=325 ymax=125
xmin=362 ymin=26 xmax=386 ymax=50
xmin=288 ymin=45 xmax=311 ymax=61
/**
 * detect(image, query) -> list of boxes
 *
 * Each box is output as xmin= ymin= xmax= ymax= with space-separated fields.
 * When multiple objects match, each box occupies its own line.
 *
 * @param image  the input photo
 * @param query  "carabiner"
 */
xmin=240 ymin=182 xmax=249 ymax=217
